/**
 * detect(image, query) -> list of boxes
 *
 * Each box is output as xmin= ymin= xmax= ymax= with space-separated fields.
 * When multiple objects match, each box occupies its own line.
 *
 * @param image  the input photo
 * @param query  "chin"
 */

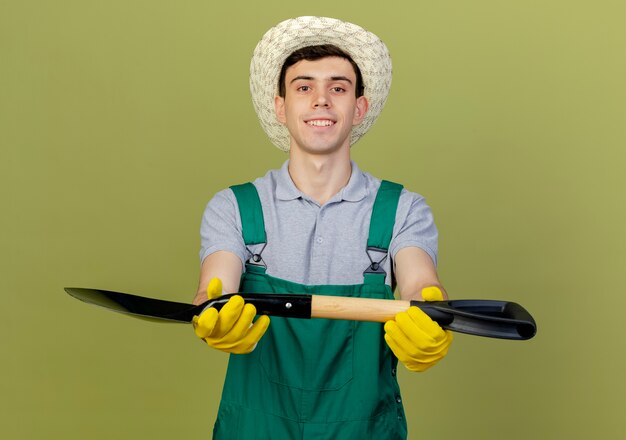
xmin=294 ymin=136 xmax=350 ymax=155
xmin=297 ymin=143 xmax=345 ymax=156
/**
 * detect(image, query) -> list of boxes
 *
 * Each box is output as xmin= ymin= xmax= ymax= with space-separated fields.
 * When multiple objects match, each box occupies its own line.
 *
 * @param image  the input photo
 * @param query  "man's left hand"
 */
xmin=384 ymin=286 xmax=453 ymax=372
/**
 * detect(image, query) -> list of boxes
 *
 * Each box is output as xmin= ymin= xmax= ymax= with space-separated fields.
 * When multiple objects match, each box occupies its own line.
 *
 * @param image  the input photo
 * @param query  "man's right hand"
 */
xmin=192 ymin=278 xmax=270 ymax=354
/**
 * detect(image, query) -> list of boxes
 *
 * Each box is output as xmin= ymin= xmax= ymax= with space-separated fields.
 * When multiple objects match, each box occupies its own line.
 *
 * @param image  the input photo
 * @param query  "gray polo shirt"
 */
xmin=200 ymin=160 xmax=438 ymax=286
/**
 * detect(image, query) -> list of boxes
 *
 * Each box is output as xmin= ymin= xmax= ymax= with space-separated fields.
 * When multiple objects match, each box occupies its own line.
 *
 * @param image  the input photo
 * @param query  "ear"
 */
xmin=274 ymin=96 xmax=286 ymax=124
xmin=352 ymin=96 xmax=369 ymax=126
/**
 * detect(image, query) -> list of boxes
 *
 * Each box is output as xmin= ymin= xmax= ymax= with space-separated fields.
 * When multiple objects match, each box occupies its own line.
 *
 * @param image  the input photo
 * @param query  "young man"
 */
xmin=192 ymin=17 xmax=452 ymax=439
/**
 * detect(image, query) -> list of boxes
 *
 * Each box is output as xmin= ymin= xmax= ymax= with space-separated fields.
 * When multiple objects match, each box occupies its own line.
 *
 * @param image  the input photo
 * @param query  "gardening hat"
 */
xmin=249 ymin=16 xmax=392 ymax=151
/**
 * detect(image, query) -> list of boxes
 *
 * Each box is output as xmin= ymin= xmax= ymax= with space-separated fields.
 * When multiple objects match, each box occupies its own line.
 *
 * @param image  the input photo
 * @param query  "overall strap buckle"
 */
xmin=246 ymin=243 xmax=267 ymax=269
xmin=364 ymin=246 xmax=388 ymax=275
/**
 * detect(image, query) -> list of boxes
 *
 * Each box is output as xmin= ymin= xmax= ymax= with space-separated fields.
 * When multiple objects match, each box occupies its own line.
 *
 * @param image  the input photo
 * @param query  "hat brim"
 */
xmin=249 ymin=16 xmax=392 ymax=152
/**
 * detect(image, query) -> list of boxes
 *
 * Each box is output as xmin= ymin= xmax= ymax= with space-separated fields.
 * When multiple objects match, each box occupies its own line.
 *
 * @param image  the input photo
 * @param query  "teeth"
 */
xmin=307 ymin=120 xmax=334 ymax=127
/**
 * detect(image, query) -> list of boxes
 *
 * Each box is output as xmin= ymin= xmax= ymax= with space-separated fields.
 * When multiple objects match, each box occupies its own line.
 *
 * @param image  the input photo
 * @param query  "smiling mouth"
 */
xmin=305 ymin=119 xmax=335 ymax=127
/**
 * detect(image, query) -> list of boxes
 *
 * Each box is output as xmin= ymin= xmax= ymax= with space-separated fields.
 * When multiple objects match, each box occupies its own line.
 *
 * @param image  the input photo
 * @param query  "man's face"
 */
xmin=274 ymin=57 xmax=369 ymax=156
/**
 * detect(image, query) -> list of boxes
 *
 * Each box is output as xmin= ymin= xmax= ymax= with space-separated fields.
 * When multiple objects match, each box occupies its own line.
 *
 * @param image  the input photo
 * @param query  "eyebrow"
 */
xmin=290 ymin=75 xmax=353 ymax=84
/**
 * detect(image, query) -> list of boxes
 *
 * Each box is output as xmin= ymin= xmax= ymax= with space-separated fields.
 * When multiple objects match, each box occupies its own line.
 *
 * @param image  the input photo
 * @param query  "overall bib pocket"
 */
xmin=259 ymin=313 xmax=355 ymax=391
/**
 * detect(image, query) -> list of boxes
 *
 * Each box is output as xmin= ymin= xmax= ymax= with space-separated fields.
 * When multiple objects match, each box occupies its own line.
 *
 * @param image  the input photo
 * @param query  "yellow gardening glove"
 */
xmin=384 ymin=286 xmax=453 ymax=372
xmin=192 ymin=278 xmax=270 ymax=354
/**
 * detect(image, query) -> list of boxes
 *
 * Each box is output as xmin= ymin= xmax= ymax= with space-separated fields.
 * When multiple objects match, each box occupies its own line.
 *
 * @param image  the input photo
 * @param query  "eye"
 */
xmin=331 ymin=87 xmax=346 ymax=93
xmin=297 ymin=85 xmax=311 ymax=92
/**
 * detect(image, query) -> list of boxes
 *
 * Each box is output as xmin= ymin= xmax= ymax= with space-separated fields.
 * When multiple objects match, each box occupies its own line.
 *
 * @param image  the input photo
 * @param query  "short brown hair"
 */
xmin=278 ymin=44 xmax=364 ymax=98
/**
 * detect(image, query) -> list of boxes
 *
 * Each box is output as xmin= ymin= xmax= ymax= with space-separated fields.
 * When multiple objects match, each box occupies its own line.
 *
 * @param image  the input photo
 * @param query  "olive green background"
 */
xmin=2 ymin=1 xmax=625 ymax=439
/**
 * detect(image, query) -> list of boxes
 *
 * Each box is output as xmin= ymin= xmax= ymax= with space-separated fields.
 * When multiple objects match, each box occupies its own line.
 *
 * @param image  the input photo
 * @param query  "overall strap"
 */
xmin=230 ymin=182 xmax=267 ymax=246
xmin=364 ymin=180 xmax=403 ymax=283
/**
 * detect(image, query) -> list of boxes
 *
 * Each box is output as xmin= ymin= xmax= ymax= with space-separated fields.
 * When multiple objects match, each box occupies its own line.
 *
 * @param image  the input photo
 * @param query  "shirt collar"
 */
xmin=275 ymin=160 xmax=368 ymax=203
xmin=274 ymin=160 xmax=297 ymax=200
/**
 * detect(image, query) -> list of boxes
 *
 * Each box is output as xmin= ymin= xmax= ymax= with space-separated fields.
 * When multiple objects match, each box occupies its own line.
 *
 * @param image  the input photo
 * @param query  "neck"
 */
xmin=288 ymin=148 xmax=352 ymax=205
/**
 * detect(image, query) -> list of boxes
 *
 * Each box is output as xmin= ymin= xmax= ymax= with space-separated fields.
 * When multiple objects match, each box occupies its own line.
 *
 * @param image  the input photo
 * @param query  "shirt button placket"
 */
xmin=316 ymin=207 xmax=326 ymax=245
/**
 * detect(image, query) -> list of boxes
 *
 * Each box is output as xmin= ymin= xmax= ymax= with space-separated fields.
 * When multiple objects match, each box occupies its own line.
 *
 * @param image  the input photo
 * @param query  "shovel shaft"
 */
xmin=311 ymin=296 xmax=410 ymax=322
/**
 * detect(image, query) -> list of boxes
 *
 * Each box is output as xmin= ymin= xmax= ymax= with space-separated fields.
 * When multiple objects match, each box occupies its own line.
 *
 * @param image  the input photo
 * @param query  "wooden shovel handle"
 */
xmin=311 ymin=295 xmax=410 ymax=322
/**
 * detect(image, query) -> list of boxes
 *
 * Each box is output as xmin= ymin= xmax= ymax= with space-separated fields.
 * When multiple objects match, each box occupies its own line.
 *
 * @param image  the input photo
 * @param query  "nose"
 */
xmin=313 ymin=90 xmax=330 ymax=108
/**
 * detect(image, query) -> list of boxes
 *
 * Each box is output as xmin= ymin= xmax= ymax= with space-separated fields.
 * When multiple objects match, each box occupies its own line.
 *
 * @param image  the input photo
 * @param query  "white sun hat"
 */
xmin=249 ymin=16 xmax=392 ymax=152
